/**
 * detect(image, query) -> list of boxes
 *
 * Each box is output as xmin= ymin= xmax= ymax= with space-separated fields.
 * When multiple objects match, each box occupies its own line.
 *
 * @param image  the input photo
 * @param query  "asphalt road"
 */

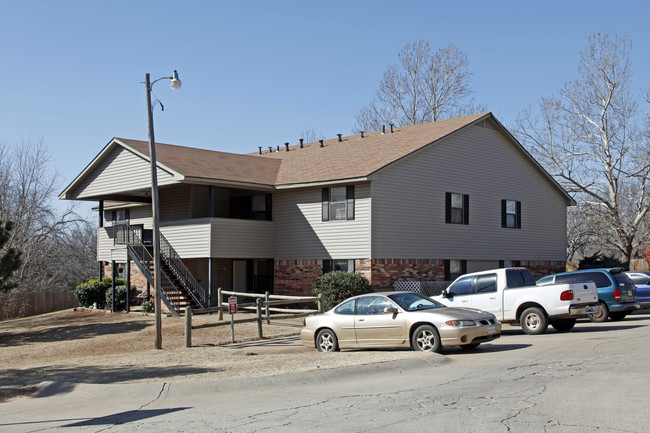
xmin=2 ymin=311 xmax=650 ymax=432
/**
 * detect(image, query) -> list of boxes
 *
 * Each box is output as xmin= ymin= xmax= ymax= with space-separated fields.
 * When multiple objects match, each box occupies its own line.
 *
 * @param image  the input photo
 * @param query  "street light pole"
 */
xmin=144 ymin=70 xmax=181 ymax=350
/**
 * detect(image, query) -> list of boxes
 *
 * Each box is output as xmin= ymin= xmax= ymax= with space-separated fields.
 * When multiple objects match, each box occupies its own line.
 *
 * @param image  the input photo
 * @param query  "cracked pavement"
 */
xmin=1 ymin=313 xmax=649 ymax=432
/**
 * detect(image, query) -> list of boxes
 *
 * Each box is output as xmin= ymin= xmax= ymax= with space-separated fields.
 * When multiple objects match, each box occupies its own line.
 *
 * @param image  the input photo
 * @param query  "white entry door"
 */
xmin=233 ymin=260 xmax=248 ymax=292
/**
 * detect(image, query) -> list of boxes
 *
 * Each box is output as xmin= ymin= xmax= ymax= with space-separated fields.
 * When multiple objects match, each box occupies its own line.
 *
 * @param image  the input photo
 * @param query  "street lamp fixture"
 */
xmin=145 ymin=70 xmax=181 ymax=350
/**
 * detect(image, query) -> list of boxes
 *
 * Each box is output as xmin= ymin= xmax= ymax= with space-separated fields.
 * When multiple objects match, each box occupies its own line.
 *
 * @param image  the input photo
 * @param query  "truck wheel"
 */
xmin=520 ymin=307 xmax=548 ymax=335
xmin=588 ymin=301 xmax=609 ymax=322
xmin=609 ymin=312 xmax=627 ymax=321
xmin=550 ymin=318 xmax=576 ymax=332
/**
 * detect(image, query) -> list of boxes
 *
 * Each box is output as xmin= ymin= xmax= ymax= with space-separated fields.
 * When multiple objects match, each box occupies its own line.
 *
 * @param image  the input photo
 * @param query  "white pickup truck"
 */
xmin=433 ymin=268 xmax=599 ymax=334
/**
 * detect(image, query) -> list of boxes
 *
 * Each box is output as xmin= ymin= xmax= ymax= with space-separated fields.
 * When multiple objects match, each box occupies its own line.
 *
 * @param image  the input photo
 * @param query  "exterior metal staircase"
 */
xmin=113 ymin=223 xmax=208 ymax=316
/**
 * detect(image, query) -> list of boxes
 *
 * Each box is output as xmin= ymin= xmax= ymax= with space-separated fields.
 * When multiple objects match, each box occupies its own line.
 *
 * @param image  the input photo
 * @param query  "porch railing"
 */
xmin=113 ymin=222 xmax=208 ymax=313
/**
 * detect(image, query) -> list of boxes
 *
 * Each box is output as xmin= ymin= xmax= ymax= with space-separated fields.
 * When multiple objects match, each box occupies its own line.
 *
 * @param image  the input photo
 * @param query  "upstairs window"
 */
xmin=502 ymin=200 xmax=521 ymax=229
xmin=252 ymin=194 xmax=272 ymax=221
xmin=445 ymin=192 xmax=469 ymax=225
xmin=322 ymin=186 xmax=355 ymax=221
xmin=111 ymin=209 xmax=130 ymax=225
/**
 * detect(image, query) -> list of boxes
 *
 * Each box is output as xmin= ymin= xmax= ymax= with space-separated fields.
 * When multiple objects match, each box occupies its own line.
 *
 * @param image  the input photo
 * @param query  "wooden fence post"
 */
xmin=217 ymin=287 xmax=223 ymax=321
xmin=265 ymin=291 xmax=270 ymax=324
xmin=185 ymin=306 xmax=192 ymax=348
xmin=256 ymin=298 xmax=263 ymax=339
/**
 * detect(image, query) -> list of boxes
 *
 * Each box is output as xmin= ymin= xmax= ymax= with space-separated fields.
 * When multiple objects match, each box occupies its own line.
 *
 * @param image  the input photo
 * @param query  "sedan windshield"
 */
xmin=387 ymin=293 xmax=445 ymax=311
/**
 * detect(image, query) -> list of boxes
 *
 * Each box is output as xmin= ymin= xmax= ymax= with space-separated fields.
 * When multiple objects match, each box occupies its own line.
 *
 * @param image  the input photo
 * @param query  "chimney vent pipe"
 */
xmin=360 ymin=131 xmax=364 ymax=138
xmin=258 ymin=146 xmax=262 ymax=155
xmin=268 ymin=146 xmax=273 ymax=153
xmin=285 ymin=142 xmax=289 ymax=151
xmin=382 ymin=125 xmax=386 ymax=134
xmin=319 ymin=139 xmax=324 ymax=148
xmin=389 ymin=123 xmax=394 ymax=133
xmin=337 ymin=134 xmax=342 ymax=142
xmin=299 ymin=138 xmax=304 ymax=148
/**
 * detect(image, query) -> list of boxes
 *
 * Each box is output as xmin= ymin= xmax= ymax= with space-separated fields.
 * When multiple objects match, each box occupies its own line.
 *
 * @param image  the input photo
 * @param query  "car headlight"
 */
xmin=445 ymin=320 xmax=476 ymax=327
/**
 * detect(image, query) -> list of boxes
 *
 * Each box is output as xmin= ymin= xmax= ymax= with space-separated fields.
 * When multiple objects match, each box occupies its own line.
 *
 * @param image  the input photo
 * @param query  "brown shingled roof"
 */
xmin=119 ymin=113 xmax=489 ymax=187
xmin=117 ymin=138 xmax=282 ymax=186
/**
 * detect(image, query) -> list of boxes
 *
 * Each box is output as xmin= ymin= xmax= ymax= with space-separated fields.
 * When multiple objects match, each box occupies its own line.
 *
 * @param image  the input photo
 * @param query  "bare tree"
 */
xmin=354 ymin=40 xmax=484 ymax=132
xmin=0 ymin=140 xmax=96 ymax=292
xmin=515 ymin=33 xmax=650 ymax=262
xmin=298 ymin=129 xmax=326 ymax=144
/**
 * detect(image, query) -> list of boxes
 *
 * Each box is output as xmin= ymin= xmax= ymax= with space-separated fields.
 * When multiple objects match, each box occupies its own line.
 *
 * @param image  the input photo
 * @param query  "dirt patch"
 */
xmin=0 ymin=308 xmax=424 ymax=402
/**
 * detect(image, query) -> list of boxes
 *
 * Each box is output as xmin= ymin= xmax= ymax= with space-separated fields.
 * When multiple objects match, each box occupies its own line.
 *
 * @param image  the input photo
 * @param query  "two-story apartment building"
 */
xmin=60 ymin=113 xmax=574 ymax=314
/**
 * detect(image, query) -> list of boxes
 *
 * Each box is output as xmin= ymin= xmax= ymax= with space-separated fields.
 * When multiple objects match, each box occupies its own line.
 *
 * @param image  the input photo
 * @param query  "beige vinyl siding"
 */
xmin=371 ymin=125 xmax=568 ymax=261
xmin=72 ymin=146 xmax=176 ymax=199
xmin=273 ymin=183 xmax=371 ymax=259
xmin=467 ymin=260 xmax=500 ymax=274
xmin=97 ymin=227 xmax=127 ymax=262
xmin=128 ymin=206 xmax=152 ymax=229
xmin=160 ymin=219 xmax=211 ymax=258
xmin=211 ymin=218 xmax=274 ymax=258
xmin=97 ymin=227 xmax=114 ymax=262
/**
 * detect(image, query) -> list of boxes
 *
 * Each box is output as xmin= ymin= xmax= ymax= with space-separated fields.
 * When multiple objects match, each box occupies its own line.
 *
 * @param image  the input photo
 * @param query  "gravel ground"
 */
xmin=0 ymin=308 xmax=425 ymax=402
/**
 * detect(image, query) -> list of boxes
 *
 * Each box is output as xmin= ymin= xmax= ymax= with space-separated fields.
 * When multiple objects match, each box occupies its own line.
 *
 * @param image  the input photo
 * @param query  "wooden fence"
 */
xmin=0 ymin=291 xmax=79 ymax=321
xmin=184 ymin=289 xmax=322 ymax=347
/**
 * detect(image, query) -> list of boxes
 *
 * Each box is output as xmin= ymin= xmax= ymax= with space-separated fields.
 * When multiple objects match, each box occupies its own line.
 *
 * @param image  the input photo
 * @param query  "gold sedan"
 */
xmin=301 ymin=292 xmax=501 ymax=353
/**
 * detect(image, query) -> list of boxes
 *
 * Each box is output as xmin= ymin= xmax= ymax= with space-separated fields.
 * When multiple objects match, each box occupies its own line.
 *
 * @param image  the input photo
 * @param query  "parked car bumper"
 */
xmin=439 ymin=322 xmax=502 ymax=346
xmin=568 ymin=303 xmax=600 ymax=316
xmin=607 ymin=302 xmax=640 ymax=313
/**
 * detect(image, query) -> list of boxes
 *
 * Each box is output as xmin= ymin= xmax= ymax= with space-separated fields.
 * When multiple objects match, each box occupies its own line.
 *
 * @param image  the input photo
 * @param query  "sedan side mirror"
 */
xmin=384 ymin=307 xmax=398 ymax=314
xmin=442 ymin=290 xmax=452 ymax=298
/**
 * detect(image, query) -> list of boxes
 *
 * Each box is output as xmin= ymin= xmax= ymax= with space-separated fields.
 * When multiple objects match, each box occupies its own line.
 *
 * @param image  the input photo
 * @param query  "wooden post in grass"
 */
xmin=256 ymin=298 xmax=263 ymax=338
xmin=265 ymin=291 xmax=270 ymax=324
xmin=185 ymin=306 xmax=192 ymax=348
xmin=217 ymin=287 xmax=223 ymax=321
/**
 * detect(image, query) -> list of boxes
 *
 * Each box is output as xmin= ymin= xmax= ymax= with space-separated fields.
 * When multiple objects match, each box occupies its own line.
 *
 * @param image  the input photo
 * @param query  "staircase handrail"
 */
xmin=158 ymin=232 xmax=208 ymax=307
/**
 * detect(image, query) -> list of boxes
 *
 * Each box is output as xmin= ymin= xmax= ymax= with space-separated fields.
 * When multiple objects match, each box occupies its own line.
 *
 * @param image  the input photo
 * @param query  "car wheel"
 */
xmin=588 ymin=302 xmax=609 ymax=322
xmin=520 ymin=307 xmax=548 ymax=335
xmin=550 ymin=318 xmax=576 ymax=332
xmin=411 ymin=324 xmax=442 ymax=353
xmin=460 ymin=342 xmax=481 ymax=350
xmin=316 ymin=329 xmax=339 ymax=352
xmin=609 ymin=312 xmax=627 ymax=321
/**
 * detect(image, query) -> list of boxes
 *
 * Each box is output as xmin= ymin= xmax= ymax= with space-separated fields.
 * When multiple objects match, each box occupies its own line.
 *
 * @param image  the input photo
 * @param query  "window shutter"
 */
xmin=323 ymin=259 xmax=331 ymax=274
xmin=265 ymin=193 xmax=273 ymax=221
xmin=501 ymin=200 xmax=507 ymax=228
xmin=463 ymin=194 xmax=469 ymax=225
xmin=445 ymin=193 xmax=451 ymax=223
xmin=348 ymin=259 xmax=355 ymax=272
xmin=516 ymin=201 xmax=522 ymax=229
xmin=444 ymin=260 xmax=450 ymax=281
xmin=346 ymin=186 xmax=355 ymax=220
xmin=125 ymin=209 xmax=130 ymax=221
xmin=321 ymin=188 xmax=329 ymax=222
xmin=461 ymin=260 xmax=467 ymax=275
xmin=499 ymin=260 xmax=504 ymax=268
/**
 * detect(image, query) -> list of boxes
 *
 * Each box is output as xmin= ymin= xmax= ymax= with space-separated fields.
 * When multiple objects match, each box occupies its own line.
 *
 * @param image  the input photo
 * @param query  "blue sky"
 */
xmin=2 ymin=0 xmax=649 ymax=216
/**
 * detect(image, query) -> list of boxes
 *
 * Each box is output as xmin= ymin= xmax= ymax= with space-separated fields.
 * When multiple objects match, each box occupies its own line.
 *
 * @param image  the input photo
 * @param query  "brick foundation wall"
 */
xmin=102 ymin=262 xmax=149 ymax=293
xmin=274 ymin=259 xmax=323 ymax=296
xmin=370 ymin=259 xmax=446 ymax=290
xmin=272 ymin=258 xmax=567 ymax=296
xmin=519 ymin=260 xmax=567 ymax=280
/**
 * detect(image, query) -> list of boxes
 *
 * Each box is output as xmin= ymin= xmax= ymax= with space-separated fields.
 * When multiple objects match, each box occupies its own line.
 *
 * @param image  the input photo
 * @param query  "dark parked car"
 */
xmin=624 ymin=271 xmax=650 ymax=309
xmin=537 ymin=268 xmax=639 ymax=322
